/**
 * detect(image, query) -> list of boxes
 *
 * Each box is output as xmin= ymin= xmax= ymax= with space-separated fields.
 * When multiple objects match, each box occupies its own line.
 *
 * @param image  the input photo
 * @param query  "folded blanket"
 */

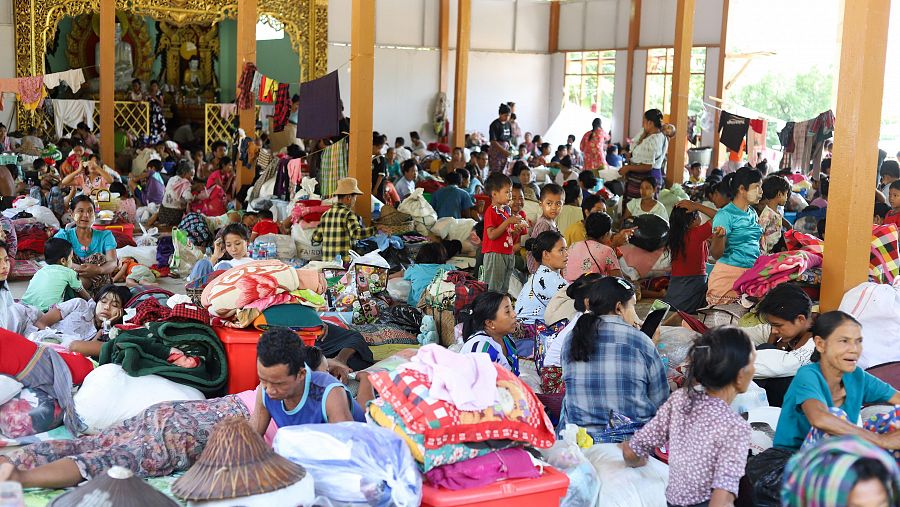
xmin=100 ymin=322 xmax=227 ymax=395
xmin=733 ymin=250 xmax=823 ymax=297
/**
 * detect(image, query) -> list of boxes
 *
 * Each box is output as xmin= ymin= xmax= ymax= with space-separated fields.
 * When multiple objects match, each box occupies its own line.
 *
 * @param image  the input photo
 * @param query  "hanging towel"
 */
xmin=273 ymin=83 xmax=291 ymax=132
xmin=251 ymin=71 xmax=263 ymax=94
xmin=51 ymin=99 xmax=96 ymax=139
xmin=18 ymin=76 xmax=47 ymax=111
xmin=259 ymin=104 xmax=275 ymax=132
xmin=747 ymin=119 xmax=767 ymax=167
xmin=219 ymin=103 xmax=237 ymax=119
xmin=296 ymin=71 xmax=341 ymax=140
xmin=287 ymin=157 xmax=304 ymax=185
xmin=236 ymin=62 xmax=257 ymax=110
xmin=318 ymin=137 xmax=348 ymax=197
xmin=43 ymin=69 xmax=85 ymax=93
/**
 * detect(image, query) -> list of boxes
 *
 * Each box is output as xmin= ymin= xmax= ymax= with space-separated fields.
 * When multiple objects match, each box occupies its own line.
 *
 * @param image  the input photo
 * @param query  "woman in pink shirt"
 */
xmin=564 ymin=212 xmax=621 ymax=282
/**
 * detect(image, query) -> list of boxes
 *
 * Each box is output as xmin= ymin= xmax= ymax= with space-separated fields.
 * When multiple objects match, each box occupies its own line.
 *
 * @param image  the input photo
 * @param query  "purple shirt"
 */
xmin=142 ymin=170 xmax=165 ymax=206
xmin=628 ymin=388 xmax=751 ymax=505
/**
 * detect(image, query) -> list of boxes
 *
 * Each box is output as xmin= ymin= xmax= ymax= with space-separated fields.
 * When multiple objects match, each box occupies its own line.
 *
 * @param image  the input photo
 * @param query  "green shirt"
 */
xmin=20 ymin=264 xmax=83 ymax=312
xmin=773 ymin=363 xmax=896 ymax=450
xmin=712 ymin=203 xmax=762 ymax=268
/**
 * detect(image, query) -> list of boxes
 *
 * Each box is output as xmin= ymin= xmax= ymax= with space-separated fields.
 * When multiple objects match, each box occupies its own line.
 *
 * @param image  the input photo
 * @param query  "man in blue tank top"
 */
xmin=250 ymin=327 xmax=366 ymax=436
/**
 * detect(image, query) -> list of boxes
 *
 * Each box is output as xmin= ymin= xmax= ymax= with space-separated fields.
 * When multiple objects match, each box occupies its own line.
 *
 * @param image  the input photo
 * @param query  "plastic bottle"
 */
xmin=657 ymin=343 xmax=670 ymax=370
xmin=334 ymin=254 xmax=343 ymax=267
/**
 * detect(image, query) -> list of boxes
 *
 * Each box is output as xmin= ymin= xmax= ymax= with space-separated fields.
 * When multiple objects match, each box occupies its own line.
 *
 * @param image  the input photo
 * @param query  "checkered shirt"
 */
xmin=311 ymin=202 xmax=376 ymax=261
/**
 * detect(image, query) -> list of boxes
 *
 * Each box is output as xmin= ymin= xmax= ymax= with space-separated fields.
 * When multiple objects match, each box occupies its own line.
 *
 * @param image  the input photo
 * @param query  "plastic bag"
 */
xmin=255 ymin=233 xmax=297 ymax=260
xmin=274 ymin=422 xmax=422 ymax=507
xmin=292 ymin=223 xmax=323 ymax=261
xmin=169 ymin=227 xmax=204 ymax=277
xmin=541 ymin=425 xmax=601 ymax=507
xmin=745 ymin=447 xmax=793 ymax=507
xmin=583 ymin=443 xmax=668 ymax=506
xmin=135 ymin=223 xmax=159 ymax=247
xmin=74 ymin=364 xmax=204 ymax=434
xmin=731 ymin=380 xmax=769 ymax=414
xmin=658 ymin=183 xmax=689 ymax=216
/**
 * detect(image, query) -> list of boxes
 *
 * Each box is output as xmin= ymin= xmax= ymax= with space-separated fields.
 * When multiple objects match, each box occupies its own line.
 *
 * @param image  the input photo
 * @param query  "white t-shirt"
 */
xmin=626 ymin=198 xmax=669 ymax=222
xmin=554 ymin=170 xmax=580 ymax=187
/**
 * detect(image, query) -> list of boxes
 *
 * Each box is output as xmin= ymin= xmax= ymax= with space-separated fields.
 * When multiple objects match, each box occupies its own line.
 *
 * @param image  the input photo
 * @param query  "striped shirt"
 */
xmin=463 ymin=331 xmax=519 ymax=376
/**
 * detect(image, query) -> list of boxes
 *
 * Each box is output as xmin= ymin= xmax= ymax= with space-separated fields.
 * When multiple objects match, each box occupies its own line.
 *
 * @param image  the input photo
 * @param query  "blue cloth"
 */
xmin=263 ymin=365 xmax=366 ymax=427
xmin=432 ymin=185 xmax=475 ymax=219
xmin=372 ymin=233 xmax=403 ymax=252
xmin=54 ymin=227 xmax=116 ymax=258
xmin=605 ymin=153 xmax=624 ymax=168
xmin=467 ymin=178 xmax=483 ymax=196
xmin=712 ymin=202 xmax=762 ymax=268
xmin=773 ymin=363 xmax=896 ymax=451
xmin=403 ymin=263 xmax=455 ymax=306
xmin=562 ymin=315 xmax=668 ymax=435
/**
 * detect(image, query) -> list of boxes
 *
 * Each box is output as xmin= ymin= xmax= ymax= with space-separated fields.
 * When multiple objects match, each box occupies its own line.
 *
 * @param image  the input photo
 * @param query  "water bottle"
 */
xmin=658 ymin=343 xmax=670 ymax=370
xmin=266 ymin=241 xmax=277 ymax=259
xmin=334 ymin=254 xmax=343 ymax=267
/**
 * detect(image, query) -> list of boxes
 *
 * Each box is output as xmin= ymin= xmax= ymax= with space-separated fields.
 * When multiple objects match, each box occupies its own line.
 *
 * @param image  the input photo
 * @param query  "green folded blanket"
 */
xmin=100 ymin=322 xmax=227 ymax=395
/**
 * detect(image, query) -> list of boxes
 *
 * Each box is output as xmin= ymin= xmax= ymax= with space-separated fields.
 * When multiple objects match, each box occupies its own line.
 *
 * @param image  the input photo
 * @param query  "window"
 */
xmin=256 ymin=15 xmax=285 ymax=41
xmin=644 ymin=47 xmax=707 ymax=117
xmin=564 ymin=51 xmax=616 ymax=120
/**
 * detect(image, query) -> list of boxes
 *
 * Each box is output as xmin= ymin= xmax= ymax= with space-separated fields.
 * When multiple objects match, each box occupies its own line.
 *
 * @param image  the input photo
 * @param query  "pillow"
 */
xmin=369 ymin=364 xmax=555 ymax=451
xmin=0 ymin=388 xmax=62 ymax=438
xmin=0 ymin=375 xmax=23 ymax=406
xmin=74 ymin=364 xmax=204 ymax=434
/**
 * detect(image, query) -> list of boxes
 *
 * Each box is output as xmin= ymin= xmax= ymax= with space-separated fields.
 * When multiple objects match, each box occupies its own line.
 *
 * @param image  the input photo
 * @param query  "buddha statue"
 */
xmin=183 ymin=56 xmax=202 ymax=98
xmin=92 ymin=23 xmax=134 ymax=92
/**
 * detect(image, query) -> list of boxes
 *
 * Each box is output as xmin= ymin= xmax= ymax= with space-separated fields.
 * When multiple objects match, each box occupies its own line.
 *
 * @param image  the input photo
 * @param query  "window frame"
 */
xmin=563 ymin=50 xmax=617 ymax=120
xmin=643 ymin=47 xmax=708 ymax=116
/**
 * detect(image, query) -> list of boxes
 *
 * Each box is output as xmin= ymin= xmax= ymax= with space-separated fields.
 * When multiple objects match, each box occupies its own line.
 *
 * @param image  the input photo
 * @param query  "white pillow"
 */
xmin=74 ymin=364 xmax=205 ymax=434
xmin=0 ymin=375 xmax=23 ymax=406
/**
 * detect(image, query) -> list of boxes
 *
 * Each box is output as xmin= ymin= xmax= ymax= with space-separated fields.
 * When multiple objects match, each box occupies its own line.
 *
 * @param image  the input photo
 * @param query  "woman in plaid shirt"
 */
xmin=561 ymin=276 xmax=668 ymax=442
xmin=312 ymin=178 xmax=378 ymax=262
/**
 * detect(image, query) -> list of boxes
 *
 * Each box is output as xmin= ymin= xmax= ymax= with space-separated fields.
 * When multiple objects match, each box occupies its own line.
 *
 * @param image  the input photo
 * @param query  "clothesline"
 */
xmin=705 ymin=97 xmax=786 ymax=124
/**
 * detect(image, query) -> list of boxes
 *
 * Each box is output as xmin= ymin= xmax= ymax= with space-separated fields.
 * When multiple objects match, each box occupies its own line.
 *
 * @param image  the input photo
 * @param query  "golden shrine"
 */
xmin=13 ymin=0 xmax=328 ymax=131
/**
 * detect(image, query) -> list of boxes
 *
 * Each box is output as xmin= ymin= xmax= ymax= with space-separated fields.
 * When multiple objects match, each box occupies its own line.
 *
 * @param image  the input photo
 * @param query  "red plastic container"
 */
xmin=93 ymin=222 xmax=135 ymax=239
xmin=214 ymin=326 xmax=318 ymax=394
xmin=420 ymin=466 xmax=570 ymax=507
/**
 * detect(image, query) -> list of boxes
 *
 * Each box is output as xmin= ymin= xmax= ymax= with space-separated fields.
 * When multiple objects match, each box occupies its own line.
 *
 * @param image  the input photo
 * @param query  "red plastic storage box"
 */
xmin=93 ymin=222 xmax=135 ymax=239
xmin=214 ymin=326 xmax=318 ymax=394
xmin=420 ymin=466 xmax=570 ymax=507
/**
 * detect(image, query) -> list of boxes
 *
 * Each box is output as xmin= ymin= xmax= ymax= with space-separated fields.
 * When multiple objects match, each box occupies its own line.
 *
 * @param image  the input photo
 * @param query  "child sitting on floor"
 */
xmin=188 ymin=223 xmax=254 ymax=281
xmin=250 ymin=209 xmax=281 ymax=242
xmin=623 ymin=327 xmax=755 ymax=507
xmin=624 ymin=176 xmax=668 ymax=222
xmin=758 ymin=175 xmax=791 ymax=254
xmin=526 ymin=183 xmax=564 ymax=274
xmin=399 ymin=242 xmax=457 ymax=306
xmin=884 ymin=180 xmax=900 ymax=227
xmin=20 ymin=238 xmax=91 ymax=311
xmin=108 ymin=181 xmax=137 ymax=224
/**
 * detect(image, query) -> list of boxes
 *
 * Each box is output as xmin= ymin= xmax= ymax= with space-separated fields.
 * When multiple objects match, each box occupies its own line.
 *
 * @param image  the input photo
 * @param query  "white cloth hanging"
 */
xmin=43 ymin=69 xmax=86 ymax=93
xmin=51 ymin=99 xmax=95 ymax=138
xmin=219 ymin=103 xmax=237 ymax=119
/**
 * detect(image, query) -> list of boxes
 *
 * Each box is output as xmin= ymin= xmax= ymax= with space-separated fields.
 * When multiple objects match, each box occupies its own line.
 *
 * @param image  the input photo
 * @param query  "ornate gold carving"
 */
xmin=157 ymin=22 xmax=219 ymax=100
xmin=64 ymin=12 xmax=154 ymax=83
xmin=13 ymin=0 xmax=328 ymax=128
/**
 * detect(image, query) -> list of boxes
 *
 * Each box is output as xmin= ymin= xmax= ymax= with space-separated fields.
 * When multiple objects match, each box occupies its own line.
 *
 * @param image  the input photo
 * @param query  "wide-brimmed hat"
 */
xmin=172 ymin=418 xmax=307 ymax=501
xmin=334 ymin=177 xmax=363 ymax=196
xmin=50 ymin=466 xmax=177 ymax=507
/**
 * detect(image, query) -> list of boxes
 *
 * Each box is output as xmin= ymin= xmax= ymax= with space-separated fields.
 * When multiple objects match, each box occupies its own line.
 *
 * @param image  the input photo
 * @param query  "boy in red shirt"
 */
xmin=482 ymin=173 xmax=527 ymax=295
xmin=250 ymin=209 xmax=281 ymax=242
xmin=883 ymin=180 xmax=900 ymax=227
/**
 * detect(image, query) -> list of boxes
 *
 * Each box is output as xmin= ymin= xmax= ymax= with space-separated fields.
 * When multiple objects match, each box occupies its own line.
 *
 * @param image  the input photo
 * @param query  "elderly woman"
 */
xmin=53 ymin=195 xmax=118 ymax=295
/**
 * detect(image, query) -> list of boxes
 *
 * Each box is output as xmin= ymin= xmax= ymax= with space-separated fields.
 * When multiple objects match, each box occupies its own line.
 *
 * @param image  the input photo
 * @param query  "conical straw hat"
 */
xmin=172 ymin=417 xmax=306 ymax=501
xmin=49 ymin=466 xmax=177 ymax=507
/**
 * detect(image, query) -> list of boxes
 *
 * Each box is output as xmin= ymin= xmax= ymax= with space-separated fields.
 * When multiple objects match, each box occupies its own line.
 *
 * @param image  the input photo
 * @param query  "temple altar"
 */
xmin=13 ymin=0 xmax=328 ymax=131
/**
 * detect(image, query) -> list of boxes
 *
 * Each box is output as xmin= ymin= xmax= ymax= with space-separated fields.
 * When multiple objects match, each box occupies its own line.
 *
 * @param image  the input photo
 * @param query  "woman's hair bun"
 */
xmin=523 ymin=238 xmax=536 ymax=252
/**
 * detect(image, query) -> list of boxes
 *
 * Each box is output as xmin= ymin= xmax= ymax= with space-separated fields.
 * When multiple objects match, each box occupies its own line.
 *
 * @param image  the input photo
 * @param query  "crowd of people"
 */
xmin=0 ymin=97 xmax=896 ymax=507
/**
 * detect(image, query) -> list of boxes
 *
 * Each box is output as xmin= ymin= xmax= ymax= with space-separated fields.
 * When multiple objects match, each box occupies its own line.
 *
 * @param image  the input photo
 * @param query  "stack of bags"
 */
xmin=367 ymin=344 xmax=557 ymax=490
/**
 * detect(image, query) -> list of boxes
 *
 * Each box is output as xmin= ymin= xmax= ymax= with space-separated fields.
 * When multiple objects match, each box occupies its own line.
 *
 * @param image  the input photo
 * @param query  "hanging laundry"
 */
xmin=318 ymin=138 xmax=348 ymax=197
xmin=791 ymin=119 xmax=815 ymax=174
xmin=296 ymin=71 xmax=341 ymax=140
xmin=51 ymin=99 xmax=96 ymax=139
xmin=717 ymin=111 xmax=750 ymax=153
xmin=272 ymin=83 xmax=291 ymax=132
xmin=219 ymin=103 xmax=237 ymax=119
xmin=273 ymin=156 xmax=291 ymax=199
xmin=287 ymin=157 xmax=305 ymax=185
xmin=43 ymin=69 xmax=86 ymax=93
xmin=258 ymin=104 xmax=275 ymax=133
xmin=258 ymin=76 xmax=277 ymax=103
xmin=747 ymin=119 xmax=767 ymax=168
xmin=236 ymin=62 xmax=257 ymax=110
xmin=250 ymin=72 xmax=263 ymax=94
xmin=18 ymin=76 xmax=47 ymax=111
xmin=809 ymin=110 xmax=835 ymax=179
xmin=778 ymin=122 xmax=796 ymax=170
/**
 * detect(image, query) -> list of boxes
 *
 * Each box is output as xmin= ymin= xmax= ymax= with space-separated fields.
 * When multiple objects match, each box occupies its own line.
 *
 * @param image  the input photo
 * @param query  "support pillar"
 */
xmin=711 ymin=0 xmax=730 ymax=169
xmin=439 ymin=0 xmax=450 ymax=94
xmin=621 ymin=0 xmax=641 ymax=142
xmin=548 ymin=1 xmax=560 ymax=54
xmin=820 ymin=0 xmax=891 ymax=311
xmin=349 ymin=0 xmax=376 ymax=223
xmin=98 ymin=0 xmax=114 ymax=166
xmin=452 ymin=0 xmax=471 ymax=149
xmin=235 ymin=0 xmax=257 ymax=188
xmin=665 ymin=0 xmax=695 ymax=187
